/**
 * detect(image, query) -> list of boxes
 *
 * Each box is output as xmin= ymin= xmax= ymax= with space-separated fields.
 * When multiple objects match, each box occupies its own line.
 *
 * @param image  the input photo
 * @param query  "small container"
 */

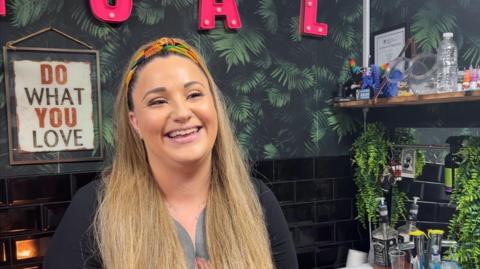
xmin=389 ymin=249 xmax=406 ymax=269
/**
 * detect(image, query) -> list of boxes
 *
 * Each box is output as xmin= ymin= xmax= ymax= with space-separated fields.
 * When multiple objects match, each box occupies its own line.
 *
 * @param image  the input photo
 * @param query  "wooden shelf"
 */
xmin=334 ymin=89 xmax=480 ymax=108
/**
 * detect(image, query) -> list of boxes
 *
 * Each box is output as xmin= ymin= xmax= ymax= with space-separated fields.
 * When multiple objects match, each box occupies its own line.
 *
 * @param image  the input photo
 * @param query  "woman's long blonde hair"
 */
xmin=94 ymin=38 xmax=274 ymax=269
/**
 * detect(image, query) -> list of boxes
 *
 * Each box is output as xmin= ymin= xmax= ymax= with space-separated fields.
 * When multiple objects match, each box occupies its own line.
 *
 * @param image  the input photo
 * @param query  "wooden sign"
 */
xmin=3 ymin=28 xmax=103 ymax=165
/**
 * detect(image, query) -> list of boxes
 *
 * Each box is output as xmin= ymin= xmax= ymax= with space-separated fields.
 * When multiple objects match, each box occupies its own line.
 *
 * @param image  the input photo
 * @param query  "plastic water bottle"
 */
xmin=436 ymin=33 xmax=458 ymax=93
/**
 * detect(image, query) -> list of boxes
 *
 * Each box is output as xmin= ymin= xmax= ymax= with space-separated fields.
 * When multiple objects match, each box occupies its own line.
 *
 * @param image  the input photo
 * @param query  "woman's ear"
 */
xmin=128 ymin=111 xmax=142 ymax=138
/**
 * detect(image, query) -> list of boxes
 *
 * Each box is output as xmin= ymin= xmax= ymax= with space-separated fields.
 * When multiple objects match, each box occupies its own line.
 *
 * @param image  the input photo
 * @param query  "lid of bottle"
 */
xmin=428 ymin=229 xmax=445 ymax=236
xmin=443 ymin=32 xmax=454 ymax=38
xmin=409 ymin=229 xmax=426 ymax=237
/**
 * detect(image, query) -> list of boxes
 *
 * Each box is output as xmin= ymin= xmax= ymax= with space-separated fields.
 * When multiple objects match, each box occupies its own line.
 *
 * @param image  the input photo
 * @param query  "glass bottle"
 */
xmin=373 ymin=197 xmax=398 ymax=269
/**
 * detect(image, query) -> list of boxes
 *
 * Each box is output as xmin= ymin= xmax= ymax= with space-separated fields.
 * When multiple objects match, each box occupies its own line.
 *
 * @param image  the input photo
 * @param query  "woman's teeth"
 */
xmin=167 ymin=127 xmax=199 ymax=138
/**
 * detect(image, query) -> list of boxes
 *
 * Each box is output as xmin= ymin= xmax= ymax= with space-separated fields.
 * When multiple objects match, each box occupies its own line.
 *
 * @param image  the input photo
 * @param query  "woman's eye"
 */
xmin=149 ymin=98 xmax=167 ymax=106
xmin=188 ymin=92 xmax=203 ymax=99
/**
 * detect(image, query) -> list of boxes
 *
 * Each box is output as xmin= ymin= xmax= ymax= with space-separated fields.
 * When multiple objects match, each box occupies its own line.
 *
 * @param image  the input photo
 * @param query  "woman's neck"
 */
xmin=149 ymin=154 xmax=212 ymax=206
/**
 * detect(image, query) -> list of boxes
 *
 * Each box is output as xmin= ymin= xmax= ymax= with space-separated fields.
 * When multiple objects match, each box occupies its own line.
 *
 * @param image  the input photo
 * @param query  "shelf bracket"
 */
xmin=362 ymin=107 xmax=369 ymax=131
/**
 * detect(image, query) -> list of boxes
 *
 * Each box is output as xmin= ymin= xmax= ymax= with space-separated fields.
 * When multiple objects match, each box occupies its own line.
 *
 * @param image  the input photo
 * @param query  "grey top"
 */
xmin=173 ymin=209 xmax=208 ymax=269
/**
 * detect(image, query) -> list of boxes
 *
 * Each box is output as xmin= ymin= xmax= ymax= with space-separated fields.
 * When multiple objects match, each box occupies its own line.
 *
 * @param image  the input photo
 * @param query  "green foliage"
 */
xmin=411 ymin=2 xmax=457 ymax=52
xmin=271 ymin=61 xmax=314 ymax=91
xmin=309 ymin=111 xmax=328 ymax=145
xmin=152 ymin=0 xmax=194 ymax=10
xmin=339 ymin=2 xmax=363 ymax=24
xmin=233 ymin=72 xmax=266 ymax=94
xmin=266 ymin=88 xmax=290 ymax=108
xmin=263 ymin=143 xmax=279 ymax=159
xmin=100 ymin=40 xmax=121 ymax=84
xmin=102 ymin=116 xmax=115 ymax=147
xmin=134 ymin=1 xmax=165 ymax=25
xmin=288 ymin=16 xmax=302 ymax=42
xmin=72 ymin=4 xmax=115 ymax=40
xmin=415 ymin=150 xmax=426 ymax=178
xmin=390 ymin=186 xmax=407 ymax=226
xmin=256 ymin=0 xmax=278 ymax=33
xmin=254 ymin=52 xmax=273 ymax=69
xmin=226 ymin=95 xmax=253 ymax=124
xmin=237 ymin=123 xmax=256 ymax=156
xmin=323 ymin=107 xmax=358 ymax=142
xmin=351 ymin=123 xmax=388 ymax=227
xmin=211 ymin=28 xmax=266 ymax=72
xmin=330 ymin=22 xmax=356 ymax=50
xmin=448 ymin=143 xmax=480 ymax=268
xmin=10 ymin=0 xmax=63 ymax=27
xmin=462 ymin=36 xmax=480 ymax=67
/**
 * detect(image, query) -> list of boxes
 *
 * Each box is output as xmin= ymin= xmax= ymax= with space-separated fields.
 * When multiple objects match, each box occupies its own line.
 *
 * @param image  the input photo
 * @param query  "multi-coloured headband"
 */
xmin=124 ymin=37 xmax=201 ymax=90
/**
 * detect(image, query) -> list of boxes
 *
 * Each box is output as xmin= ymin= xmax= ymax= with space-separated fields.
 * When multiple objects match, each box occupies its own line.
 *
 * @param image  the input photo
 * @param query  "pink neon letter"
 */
xmin=1 ymin=0 xmax=5 ymax=16
xmin=299 ymin=0 xmax=328 ymax=37
xmin=198 ymin=0 xmax=242 ymax=30
xmin=89 ymin=0 xmax=132 ymax=23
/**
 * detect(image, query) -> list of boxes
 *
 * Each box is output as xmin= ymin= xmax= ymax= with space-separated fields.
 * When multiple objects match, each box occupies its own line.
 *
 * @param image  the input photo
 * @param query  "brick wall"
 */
xmin=253 ymin=156 xmax=368 ymax=269
xmin=0 ymin=156 xmax=457 ymax=269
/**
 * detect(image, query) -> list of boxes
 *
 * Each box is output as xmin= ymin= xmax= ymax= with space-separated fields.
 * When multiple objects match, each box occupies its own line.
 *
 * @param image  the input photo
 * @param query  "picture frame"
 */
xmin=2 ymin=28 xmax=103 ymax=165
xmin=371 ymin=24 xmax=409 ymax=66
xmin=401 ymin=148 xmax=416 ymax=179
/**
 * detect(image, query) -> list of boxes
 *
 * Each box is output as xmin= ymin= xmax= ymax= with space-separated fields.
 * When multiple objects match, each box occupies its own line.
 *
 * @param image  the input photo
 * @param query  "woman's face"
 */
xmin=128 ymin=55 xmax=218 ymax=167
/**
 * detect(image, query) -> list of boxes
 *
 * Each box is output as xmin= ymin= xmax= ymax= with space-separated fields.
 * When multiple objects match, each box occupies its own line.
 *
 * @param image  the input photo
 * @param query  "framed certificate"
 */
xmin=372 ymin=24 xmax=408 ymax=66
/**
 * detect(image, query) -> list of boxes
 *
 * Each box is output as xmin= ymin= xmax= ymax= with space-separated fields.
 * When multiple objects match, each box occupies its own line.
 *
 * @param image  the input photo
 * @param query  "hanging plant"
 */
xmin=352 ymin=123 xmax=407 ymax=228
xmin=448 ymin=138 xmax=480 ymax=267
xmin=351 ymin=123 xmax=388 ymax=227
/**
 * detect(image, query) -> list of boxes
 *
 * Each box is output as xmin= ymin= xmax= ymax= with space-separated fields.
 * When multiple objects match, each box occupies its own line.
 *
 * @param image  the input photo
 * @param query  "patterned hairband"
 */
xmin=124 ymin=38 xmax=201 ymax=89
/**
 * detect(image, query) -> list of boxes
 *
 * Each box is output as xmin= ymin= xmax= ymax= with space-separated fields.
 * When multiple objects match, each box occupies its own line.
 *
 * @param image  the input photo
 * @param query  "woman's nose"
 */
xmin=171 ymin=100 xmax=193 ymax=123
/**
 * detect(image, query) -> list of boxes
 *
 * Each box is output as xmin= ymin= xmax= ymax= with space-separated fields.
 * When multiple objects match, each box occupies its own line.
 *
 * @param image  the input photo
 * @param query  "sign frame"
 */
xmin=371 ymin=24 xmax=409 ymax=66
xmin=3 ymin=28 xmax=103 ymax=165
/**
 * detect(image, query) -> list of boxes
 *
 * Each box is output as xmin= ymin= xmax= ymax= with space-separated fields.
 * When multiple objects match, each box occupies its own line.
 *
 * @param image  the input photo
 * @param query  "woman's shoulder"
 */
xmin=70 ymin=180 xmax=101 ymax=213
xmin=250 ymin=177 xmax=272 ymax=197
xmin=43 ymin=180 xmax=102 ymax=268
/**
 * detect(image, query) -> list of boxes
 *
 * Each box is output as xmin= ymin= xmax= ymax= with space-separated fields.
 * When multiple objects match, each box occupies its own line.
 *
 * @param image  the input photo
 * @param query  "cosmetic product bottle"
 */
xmin=462 ymin=68 xmax=471 ymax=90
xmin=427 ymin=229 xmax=444 ymax=269
xmin=441 ymin=240 xmax=461 ymax=269
xmin=373 ymin=197 xmax=398 ymax=269
xmin=470 ymin=66 xmax=478 ymax=89
xmin=409 ymin=230 xmax=426 ymax=269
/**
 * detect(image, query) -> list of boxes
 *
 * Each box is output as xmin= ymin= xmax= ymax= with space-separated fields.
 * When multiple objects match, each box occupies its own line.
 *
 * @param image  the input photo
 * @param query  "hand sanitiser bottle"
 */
xmin=398 ymin=197 xmax=420 ymax=267
xmin=398 ymin=196 xmax=420 ymax=243
xmin=373 ymin=197 xmax=398 ymax=269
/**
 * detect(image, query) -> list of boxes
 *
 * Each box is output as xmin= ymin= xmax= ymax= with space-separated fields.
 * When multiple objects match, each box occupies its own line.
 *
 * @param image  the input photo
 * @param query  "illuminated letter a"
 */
xmin=299 ymin=0 xmax=328 ymax=37
xmin=198 ymin=0 xmax=242 ymax=30
xmin=89 ymin=0 xmax=132 ymax=23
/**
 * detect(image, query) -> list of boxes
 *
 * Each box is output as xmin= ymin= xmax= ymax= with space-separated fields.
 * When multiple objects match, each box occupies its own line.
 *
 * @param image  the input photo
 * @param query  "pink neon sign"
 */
xmin=299 ymin=0 xmax=328 ymax=37
xmin=1 ymin=0 xmax=328 ymax=36
xmin=89 ymin=0 xmax=133 ymax=23
xmin=1 ymin=0 xmax=5 ymax=16
xmin=198 ymin=0 xmax=242 ymax=30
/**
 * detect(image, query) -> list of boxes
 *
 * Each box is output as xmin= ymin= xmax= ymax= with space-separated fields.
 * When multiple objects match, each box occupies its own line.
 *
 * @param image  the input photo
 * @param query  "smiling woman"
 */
xmin=42 ymin=37 xmax=298 ymax=269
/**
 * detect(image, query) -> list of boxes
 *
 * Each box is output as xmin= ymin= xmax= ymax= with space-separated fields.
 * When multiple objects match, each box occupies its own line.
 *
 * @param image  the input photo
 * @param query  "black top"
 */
xmin=43 ymin=179 xmax=298 ymax=269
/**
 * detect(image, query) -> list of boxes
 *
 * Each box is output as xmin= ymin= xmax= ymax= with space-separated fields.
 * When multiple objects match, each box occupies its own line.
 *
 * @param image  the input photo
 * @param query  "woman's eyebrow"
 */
xmin=142 ymin=87 xmax=166 ymax=101
xmin=184 ymin=81 xmax=206 ymax=89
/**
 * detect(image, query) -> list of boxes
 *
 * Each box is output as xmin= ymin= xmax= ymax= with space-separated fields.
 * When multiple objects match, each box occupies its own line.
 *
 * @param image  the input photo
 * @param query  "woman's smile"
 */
xmin=165 ymin=126 xmax=203 ymax=144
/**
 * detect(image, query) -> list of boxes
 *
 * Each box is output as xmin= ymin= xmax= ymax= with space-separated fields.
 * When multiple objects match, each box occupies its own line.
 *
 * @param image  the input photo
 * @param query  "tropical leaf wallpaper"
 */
xmin=1 ymin=0 xmax=480 ymax=176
